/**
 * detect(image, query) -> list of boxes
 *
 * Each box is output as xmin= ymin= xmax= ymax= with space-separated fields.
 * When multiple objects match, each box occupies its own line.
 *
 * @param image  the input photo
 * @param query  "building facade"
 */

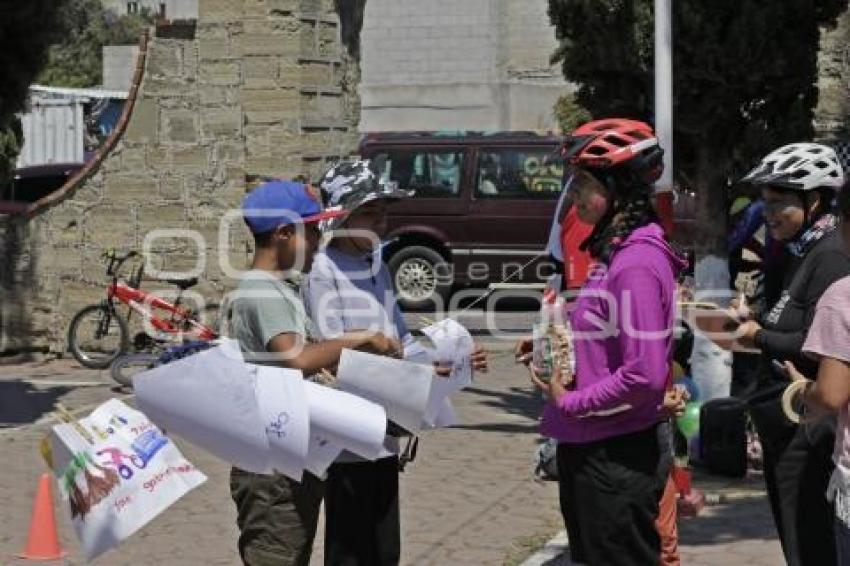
xmin=359 ymin=0 xmax=570 ymax=133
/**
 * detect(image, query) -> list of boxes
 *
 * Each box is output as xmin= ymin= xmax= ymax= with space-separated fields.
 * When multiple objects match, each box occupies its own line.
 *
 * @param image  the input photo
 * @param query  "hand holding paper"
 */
xmin=419 ymin=319 xmax=477 ymax=427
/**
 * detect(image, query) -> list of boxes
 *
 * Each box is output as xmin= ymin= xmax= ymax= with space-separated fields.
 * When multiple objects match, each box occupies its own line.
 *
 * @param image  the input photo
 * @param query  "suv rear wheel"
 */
xmin=388 ymin=245 xmax=451 ymax=311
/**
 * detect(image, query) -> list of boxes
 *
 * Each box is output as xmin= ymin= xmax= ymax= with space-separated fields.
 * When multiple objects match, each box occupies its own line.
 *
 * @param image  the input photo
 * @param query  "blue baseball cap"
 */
xmin=242 ymin=180 xmax=346 ymax=235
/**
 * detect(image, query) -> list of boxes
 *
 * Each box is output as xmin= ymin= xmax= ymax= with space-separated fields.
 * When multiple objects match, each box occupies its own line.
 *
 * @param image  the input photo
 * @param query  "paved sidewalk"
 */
xmin=1 ymin=349 xmax=563 ymax=565
xmin=520 ymin=464 xmax=784 ymax=565
xmin=0 ymin=350 xmax=782 ymax=565
xmin=522 ymin=494 xmax=783 ymax=566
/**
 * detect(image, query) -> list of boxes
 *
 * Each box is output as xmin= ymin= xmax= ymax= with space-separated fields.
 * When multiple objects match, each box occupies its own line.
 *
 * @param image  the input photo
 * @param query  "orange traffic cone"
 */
xmin=17 ymin=473 xmax=67 ymax=561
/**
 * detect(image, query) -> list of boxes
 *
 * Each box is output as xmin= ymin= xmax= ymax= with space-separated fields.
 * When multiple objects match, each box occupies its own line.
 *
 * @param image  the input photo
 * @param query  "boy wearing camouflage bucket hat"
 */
xmin=303 ymin=160 xmax=488 ymax=565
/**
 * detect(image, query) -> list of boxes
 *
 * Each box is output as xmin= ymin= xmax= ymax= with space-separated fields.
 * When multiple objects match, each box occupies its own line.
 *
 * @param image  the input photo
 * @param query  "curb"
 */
xmin=520 ymin=531 xmax=571 ymax=566
xmin=517 ymin=488 xmax=766 ymax=565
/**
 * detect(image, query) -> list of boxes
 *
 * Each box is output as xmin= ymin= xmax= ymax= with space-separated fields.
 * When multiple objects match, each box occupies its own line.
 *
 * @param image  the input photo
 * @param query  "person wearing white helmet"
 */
xmin=302 ymin=159 xmax=488 ymax=565
xmin=739 ymin=143 xmax=850 ymax=566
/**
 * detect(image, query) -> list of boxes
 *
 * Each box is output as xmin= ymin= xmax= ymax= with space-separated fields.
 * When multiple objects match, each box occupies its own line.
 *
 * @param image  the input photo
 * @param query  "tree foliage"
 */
xmin=553 ymin=93 xmax=592 ymax=133
xmin=0 ymin=1 xmax=67 ymax=190
xmin=548 ymin=0 xmax=847 ymax=252
xmin=335 ymin=0 xmax=368 ymax=59
xmin=38 ymin=0 xmax=152 ymax=88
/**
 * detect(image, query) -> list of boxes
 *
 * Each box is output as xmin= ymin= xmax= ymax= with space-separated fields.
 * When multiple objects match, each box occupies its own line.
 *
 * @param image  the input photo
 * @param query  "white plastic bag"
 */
xmin=50 ymin=399 xmax=206 ymax=561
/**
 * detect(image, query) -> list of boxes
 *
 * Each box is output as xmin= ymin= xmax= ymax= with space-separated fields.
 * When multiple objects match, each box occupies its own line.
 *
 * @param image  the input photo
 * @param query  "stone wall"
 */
xmin=0 ymin=218 xmax=44 ymax=353
xmin=816 ymin=9 xmax=850 ymax=137
xmin=103 ymin=45 xmax=141 ymax=91
xmin=0 ymin=0 xmax=362 ymax=356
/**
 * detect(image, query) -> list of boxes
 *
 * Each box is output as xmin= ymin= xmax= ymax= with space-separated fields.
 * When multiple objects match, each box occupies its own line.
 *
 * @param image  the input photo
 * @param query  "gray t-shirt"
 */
xmin=229 ymin=270 xmax=313 ymax=364
xmin=302 ymin=247 xmax=410 ymax=459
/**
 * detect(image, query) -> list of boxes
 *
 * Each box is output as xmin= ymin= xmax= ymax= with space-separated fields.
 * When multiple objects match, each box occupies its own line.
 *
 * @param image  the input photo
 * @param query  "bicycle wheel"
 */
xmin=110 ymin=352 xmax=159 ymax=388
xmin=68 ymin=304 xmax=129 ymax=369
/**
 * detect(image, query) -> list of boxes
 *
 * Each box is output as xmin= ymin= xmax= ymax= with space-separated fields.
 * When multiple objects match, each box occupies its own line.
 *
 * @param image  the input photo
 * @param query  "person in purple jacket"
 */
xmin=518 ymin=119 xmax=688 ymax=565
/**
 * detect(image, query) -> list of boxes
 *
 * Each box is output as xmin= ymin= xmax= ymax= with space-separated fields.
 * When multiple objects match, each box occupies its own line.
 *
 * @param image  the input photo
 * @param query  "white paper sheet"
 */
xmin=337 ymin=349 xmax=433 ymax=434
xmin=255 ymin=366 xmax=310 ymax=481
xmin=403 ymin=339 xmax=437 ymax=365
xmin=421 ymin=318 xmax=475 ymax=384
xmin=303 ymin=380 xmax=387 ymax=461
xmin=304 ymin=435 xmax=342 ymax=477
xmin=432 ymin=398 xmax=458 ymax=428
xmin=420 ymin=319 xmax=475 ymax=426
xmin=134 ymin=342 xmax=271 ymax=474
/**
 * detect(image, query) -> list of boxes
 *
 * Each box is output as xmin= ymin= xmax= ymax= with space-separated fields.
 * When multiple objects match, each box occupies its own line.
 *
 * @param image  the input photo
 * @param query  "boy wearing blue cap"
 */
xmin=229 ymin=180 xmax=402 ymax=566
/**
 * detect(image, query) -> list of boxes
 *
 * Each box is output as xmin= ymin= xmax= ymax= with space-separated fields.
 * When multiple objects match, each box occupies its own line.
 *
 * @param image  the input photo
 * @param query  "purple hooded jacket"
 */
xmin=541 ymin=223 xmax=688 ymax=444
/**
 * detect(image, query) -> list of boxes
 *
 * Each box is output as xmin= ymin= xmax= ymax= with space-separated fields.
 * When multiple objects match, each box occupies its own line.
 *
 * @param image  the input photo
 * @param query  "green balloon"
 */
xmin=677 ymin=402 xmax=701 ymax=440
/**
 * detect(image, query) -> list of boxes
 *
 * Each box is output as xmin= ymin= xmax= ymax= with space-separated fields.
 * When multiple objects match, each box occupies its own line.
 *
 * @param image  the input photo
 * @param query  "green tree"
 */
xmin=548 ymin=0 xmax=847 ymax=255
xmin=38 ymin=0 xmax=152 ymax=88
xmin=0 ymin=2 xmax=67 ymax=190
xmin=553 ymin=92 xmax=592 ymax=133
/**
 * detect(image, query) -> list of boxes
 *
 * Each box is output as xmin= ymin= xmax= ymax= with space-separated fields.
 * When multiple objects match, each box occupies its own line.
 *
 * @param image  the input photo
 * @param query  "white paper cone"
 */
xmin=303 ymin=380 xmax=387 ymax=460
xmin=337 ymin=349 xmax=432 ymax=434
xmin=134 ymin=343 xmax=270 ymax=473
xmin=255 ymin=366 xmax=310 ymax=481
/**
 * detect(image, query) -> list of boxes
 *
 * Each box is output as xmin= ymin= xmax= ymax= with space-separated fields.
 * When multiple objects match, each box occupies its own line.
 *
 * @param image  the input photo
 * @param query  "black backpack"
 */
xmin=700 ymin=397 xmax=748 ymax=478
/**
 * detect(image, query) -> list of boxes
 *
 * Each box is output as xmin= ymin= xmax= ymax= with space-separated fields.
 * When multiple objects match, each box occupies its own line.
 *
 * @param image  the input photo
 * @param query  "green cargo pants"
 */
xmin=230 ymin=467 xmax=324 ymax=566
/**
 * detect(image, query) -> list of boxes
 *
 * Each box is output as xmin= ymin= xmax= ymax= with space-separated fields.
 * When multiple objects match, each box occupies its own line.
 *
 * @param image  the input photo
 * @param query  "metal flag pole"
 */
xmin=655 ymin=0 xmax=675 ymax=235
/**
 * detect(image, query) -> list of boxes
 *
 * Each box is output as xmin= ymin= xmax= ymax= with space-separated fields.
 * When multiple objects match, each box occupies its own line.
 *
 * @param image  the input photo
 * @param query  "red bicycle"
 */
xmin=67 ymin=250 xmax=218 ymax=369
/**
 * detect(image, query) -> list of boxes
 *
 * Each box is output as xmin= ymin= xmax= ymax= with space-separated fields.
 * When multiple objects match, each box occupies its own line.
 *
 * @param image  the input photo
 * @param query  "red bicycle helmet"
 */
xmin=561 ymin=119 xmax=664 ymax=184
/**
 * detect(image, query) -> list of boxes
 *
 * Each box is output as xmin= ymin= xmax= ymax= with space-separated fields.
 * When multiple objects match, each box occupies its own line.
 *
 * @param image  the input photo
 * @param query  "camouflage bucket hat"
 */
xmin=318 ymin=159 xmax=413 ymax=231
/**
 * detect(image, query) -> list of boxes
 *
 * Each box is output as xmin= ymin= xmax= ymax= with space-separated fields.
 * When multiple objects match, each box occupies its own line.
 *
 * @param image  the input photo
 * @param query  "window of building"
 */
xmin=127 ymin=2 xmax=139 ymax=14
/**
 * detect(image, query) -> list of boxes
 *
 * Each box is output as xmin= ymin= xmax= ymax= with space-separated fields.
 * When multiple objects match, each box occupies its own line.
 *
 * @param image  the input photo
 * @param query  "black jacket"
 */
xmin=755 ymin=229 xmax=850 ymax=384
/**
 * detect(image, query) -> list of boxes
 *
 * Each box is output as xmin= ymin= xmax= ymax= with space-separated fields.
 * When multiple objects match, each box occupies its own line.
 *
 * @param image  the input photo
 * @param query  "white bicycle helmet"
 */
xmin=741 ymin=143 xmax=845 ymax=192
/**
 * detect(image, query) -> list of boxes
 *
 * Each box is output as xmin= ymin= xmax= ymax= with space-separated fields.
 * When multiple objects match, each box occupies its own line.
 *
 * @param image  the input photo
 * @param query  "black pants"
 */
xmin=324 ymin=456 xmax=401 ymax=566
xmin=756 ymin=415 xmax=837 ymax=566
xmin=557 ymin=424 xmax=665 ymax=566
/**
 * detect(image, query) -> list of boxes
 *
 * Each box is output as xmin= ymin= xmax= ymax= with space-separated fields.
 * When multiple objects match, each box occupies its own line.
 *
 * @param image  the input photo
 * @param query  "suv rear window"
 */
xmin=475 ymin=148 xmax=563 ymax=199
xmin=373 ymin=150 xmax=464 ymax=198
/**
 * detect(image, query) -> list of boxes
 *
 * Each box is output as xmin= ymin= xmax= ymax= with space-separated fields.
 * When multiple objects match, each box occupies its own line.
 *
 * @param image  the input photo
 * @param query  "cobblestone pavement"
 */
xmin=1 ymin=348 xmax=782 ymax=565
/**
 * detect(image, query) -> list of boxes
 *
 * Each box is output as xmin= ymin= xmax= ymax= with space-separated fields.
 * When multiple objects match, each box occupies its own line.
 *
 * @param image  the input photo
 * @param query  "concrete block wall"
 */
xmin=359 ymin=0 xmax=569 ymax=132
xmin=361 ymin=0 xmax=497 ymax=87
xmin=503 ymin=0 xmax=562 ymax=79
xmin=0 ymin=0 xmax=361 ymax=355
xmin=103 ymin=45 xmax=141 ymax=91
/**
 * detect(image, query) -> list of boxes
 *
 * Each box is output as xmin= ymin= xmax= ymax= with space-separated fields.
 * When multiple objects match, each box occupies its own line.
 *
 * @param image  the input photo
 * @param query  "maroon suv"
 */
xmin=360 ymin=131 xmax=695 ymax=310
